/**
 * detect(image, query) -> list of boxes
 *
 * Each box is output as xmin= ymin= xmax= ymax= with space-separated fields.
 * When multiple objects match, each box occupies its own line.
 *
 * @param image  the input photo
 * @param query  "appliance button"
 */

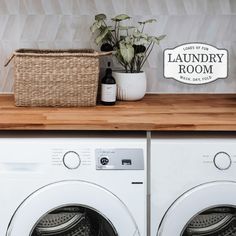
xmin=63 ymin=151 xmax=81 ymax=169
xmin=100 ymin=157 xmax=109 ymax=165
xmin=214 ymin=152 xmax=231 ymax=170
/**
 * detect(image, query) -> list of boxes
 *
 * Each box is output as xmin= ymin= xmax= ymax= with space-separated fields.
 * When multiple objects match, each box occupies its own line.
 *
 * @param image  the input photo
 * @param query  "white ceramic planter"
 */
xmin=113 ymin=71 xmax=147 ymax=101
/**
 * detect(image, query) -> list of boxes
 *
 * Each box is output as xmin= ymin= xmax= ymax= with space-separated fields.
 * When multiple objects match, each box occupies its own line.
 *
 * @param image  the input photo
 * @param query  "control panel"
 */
xmin=203 ymin=151 xmax=235 ymax=171
xmin=95 ymin=148 xmax=144 ymax=170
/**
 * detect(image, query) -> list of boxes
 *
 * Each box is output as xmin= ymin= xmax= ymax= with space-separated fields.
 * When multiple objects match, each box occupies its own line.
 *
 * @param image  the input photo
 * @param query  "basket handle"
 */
xmin=4 ymin=54 xmax=15 ymax=67
xmin=4 ymin=51 xmax=112 ymax=66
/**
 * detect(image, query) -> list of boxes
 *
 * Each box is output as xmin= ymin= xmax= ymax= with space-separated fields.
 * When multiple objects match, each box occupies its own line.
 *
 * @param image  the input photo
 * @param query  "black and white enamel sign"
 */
xmin=164 ymin=43 xmax=228 ymax=85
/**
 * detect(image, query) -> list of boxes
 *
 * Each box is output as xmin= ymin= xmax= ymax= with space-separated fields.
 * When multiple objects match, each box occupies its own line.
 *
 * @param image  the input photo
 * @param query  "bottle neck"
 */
xmin=106 ymin=68 xmax=112 ymax=77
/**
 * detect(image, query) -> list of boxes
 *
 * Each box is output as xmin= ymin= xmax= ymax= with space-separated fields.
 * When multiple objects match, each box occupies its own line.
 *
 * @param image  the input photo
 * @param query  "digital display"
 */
xmin=122 ymin=159 xmax=132 ymax=165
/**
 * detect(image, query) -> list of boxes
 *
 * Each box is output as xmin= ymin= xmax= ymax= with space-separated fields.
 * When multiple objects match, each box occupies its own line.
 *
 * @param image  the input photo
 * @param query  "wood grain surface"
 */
xmin=0 ymin=94 xmax=236 ymax=131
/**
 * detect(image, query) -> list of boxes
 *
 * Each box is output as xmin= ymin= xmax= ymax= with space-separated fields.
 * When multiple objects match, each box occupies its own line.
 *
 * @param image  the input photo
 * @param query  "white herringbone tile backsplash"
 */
xmin=0 ymin=0 xmax=236 ymax=93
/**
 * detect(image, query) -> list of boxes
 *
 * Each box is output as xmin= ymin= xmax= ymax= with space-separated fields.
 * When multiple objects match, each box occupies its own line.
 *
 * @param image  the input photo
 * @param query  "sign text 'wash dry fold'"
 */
xmin=164 ymin=43 xmax=228 ymax=85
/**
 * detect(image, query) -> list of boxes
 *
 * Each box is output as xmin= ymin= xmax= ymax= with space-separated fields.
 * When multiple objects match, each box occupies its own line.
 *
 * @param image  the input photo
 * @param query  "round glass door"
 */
xmin=31 ymin=205 xmax=117 ymax=236
xmin=158 ymin=182 xmax=236 ymax=236
xmin=7 ymin=181 xmax=138 ymax=236
xmin=182 ymin=206 xmax=236 ymax=235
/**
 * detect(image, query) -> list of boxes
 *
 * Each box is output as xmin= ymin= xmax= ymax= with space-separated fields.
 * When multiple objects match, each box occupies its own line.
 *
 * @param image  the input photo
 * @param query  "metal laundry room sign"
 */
xmin=164 ymin=43 xmax=228 ymax=85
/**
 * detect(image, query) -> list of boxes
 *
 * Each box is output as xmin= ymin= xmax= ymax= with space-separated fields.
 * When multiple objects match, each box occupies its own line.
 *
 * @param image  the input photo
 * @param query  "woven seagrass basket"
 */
xmin=5 ymin=49 xmax=111 ymax=107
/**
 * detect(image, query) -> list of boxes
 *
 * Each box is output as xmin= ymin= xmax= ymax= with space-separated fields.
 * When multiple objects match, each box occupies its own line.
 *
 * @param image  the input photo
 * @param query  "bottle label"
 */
xmin=101 ymin=84 xmax=117 ymax=102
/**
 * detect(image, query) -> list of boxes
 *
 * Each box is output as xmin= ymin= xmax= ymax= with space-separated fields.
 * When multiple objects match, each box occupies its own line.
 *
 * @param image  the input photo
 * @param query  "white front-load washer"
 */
xmin=0 ymin=132 xmax=147 ymax=236
xmin=151 ymin=133 xmax=236 ymax=236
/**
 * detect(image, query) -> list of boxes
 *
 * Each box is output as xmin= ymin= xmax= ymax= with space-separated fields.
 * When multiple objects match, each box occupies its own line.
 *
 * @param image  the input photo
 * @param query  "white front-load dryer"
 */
xmin=151 ymin=133 xmax=236 ymax=236
xmin=0 ymin=132 xmax=147 ymax=236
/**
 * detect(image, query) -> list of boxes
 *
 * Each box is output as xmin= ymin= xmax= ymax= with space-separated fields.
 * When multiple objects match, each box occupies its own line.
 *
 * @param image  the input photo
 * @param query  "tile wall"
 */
xmin=0 ymin=0 xmax=235 ymax=93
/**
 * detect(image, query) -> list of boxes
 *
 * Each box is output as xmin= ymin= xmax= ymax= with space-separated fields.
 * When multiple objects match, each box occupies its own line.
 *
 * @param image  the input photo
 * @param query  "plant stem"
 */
xmin=117 ymin=58 xmax=127 ymax=68
xmin=119 ymin=61 xmax=128 ymax=73
xmin=145 ymin=42 xmax=152 ymax=53
xmin=140 ymin=42 xmax=154 ymax=69
xmin=116 ymin=22 xmax=120 ymax=42
xmin=125 ymin=61 xmax=133 ymax=73
xmin=114 ymin=21 xmax=117 ymax=41
xmin=133 ymin=56 xmax=137 ymax=72
xmin=130 ymin=59 xmax=134 ymax=73
xmin=124 ymin=64 xmax=128 ymax=73
xmin=139 ymin=42 xmax=152 ymax=66
xmin=136 ymin=57 xmax=142 ymax=73
xmin=141 ymin=23 xmax=145 ymax=33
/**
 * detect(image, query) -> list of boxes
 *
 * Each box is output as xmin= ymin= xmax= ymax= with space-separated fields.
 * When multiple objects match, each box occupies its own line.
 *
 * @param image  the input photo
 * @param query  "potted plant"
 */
xmin=91 ymin=14 xmax=166 ymax=101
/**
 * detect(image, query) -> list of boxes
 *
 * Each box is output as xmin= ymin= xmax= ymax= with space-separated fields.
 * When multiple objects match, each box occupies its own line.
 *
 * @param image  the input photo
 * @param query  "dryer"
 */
xmin=151 ymin=133 xmax=236 ymax=236
xmin=0 ymin=132 xmax=147 ymax=236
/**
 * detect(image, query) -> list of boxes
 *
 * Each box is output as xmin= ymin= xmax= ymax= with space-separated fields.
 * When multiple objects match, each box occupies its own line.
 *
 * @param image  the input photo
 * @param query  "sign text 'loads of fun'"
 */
xmin=164 ymin=43 xmax=228 ymax=85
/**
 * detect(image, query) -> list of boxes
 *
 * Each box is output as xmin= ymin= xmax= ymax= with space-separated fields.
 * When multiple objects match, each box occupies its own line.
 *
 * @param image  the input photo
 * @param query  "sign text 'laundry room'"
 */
xmin=164 ymin=43 xmax=228 ymax=85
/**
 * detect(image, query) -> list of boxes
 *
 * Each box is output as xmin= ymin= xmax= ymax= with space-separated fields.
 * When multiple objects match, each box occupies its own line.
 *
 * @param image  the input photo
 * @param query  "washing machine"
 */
xmin=151 ymin=133 xmax=236 ymax=236
xmin=0 ymin=132 xmax=147 ymax=236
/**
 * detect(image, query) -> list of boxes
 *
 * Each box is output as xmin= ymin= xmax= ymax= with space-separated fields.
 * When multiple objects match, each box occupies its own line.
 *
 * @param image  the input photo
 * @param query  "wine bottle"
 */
xmin=101 ymin=62 xmax=116 ymax=105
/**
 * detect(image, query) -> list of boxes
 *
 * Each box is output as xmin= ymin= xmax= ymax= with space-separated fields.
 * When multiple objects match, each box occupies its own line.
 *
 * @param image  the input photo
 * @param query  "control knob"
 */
xmin=213 ymin=152 xmax=231 ymax=170
xmin=63 ymin=151 xmax=81 ymax=169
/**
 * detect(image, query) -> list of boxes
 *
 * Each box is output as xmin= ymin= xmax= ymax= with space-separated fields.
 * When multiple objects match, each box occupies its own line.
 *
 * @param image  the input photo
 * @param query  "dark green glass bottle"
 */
xmin=101 ymin=62 xmax=117 ymax=105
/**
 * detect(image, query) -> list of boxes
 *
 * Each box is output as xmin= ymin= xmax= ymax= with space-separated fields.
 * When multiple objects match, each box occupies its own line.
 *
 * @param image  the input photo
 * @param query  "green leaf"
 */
xmin=148 ymin=35 xmax=166 ymax=44
xmin=148 ymin=36 xmax=156 ymax=43
xmin=119 ymin=42 xmax=134 ymax=64
xmin=90 ymin=20 xmax=102 ymax=33
xmin=138 ymin=19 xmax=157 ymax=24
xmin=145 ymin=19 xmax=157 ymax=24
xmin=120 ymin=35 xmax=126 ymax=40
xmin=112 ymin=14 xmax=131 ymax=22
xmin=157 ymin=35 xmax=166 ymax=41
xmin=95 ymin=28 xmax=109 ymax=45
xmin=133 ymin=31 xmax=148 ymax=39
xmin=95 ymin=14 xmax=106 ymax=21
xmin=123 ymin=36 xmax=134 ymax=44
xmin=136 ymin=53 xmax=145 ymax=58
xmin=115 ymin=49 xmax=126 ymax=64
xmin=118 ymin=25 xmax=135 ymax=30
xmin=134 ymin=37 xmax=149 ymax=45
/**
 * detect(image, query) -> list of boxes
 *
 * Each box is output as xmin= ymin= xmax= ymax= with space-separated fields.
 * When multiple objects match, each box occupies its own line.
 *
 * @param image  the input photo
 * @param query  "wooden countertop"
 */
xmin=0 ymin=94 xmax=236 ymax=131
